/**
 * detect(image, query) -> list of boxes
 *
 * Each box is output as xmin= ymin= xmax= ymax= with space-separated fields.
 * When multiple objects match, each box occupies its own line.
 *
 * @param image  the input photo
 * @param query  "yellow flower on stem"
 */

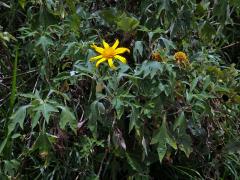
xmin=90 ymin=39 xmax=130 ymax=69
xmin=174 ymin=51 xmax=188 ymax=64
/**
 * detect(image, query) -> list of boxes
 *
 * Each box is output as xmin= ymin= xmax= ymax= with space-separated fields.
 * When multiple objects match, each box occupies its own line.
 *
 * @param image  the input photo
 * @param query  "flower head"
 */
xmin=174 ymin=51 xmax=188 ymax=63
xmin=90 ymin=39 xmax=130 ymax=69
xmin=151 ymin=52 xmax=162 ymax=61
xmin=151 ymin=49 xmax=167 ymax=62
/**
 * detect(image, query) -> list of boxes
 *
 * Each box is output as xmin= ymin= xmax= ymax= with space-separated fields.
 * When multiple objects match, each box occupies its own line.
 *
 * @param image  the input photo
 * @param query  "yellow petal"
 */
xmin=91 ymin=44 xmax=104 ymax=54
xmin=90 ymin=55 xmax=102 ymax=62
xmin=115 ymin=47 xmax=130 ymax=54
xmin=115 ymin=55 xmax=127 ymax=64
xmin=96 ymin=58 xmax=107 ymax=68
xmin=108 ymin=58 xmax=116 ymax=69
xmin=102 ymin=40 xmax=110 ymax=48
xmin=112 ymin=39 xmax=119 ymax=49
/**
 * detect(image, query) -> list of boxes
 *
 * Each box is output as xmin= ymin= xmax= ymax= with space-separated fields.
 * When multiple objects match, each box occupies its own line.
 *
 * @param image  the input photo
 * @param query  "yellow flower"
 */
xmin=174 ymin=51 xmax=188 ymax=63
xmin=151 ymin=49 xmax=167 ymax=62
xmin=151 ymin=52 xmax=162 ymax=61
xmin=90 ymin=39 xmax=130 ymax=69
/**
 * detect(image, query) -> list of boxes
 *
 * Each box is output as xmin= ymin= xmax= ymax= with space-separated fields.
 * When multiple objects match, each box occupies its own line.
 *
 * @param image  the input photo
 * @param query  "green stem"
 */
xmin=9 ymin=46 xmax=18 ymax=116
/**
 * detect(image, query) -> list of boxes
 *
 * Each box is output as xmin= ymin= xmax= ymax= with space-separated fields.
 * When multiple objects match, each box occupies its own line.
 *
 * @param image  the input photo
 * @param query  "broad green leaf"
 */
xmin=3 ymin=159 xmax=20 ymax=176
xmin=31 ymin=111 xmax=41 ymax=129
xmin=99 ymin=8 xmax=122 ymax=25
xmin=200 ymin=21 xmax=215 ymax=41
xmin=116 ymin=14 xmax=139 ymax=32
xmin=190 ymin=77 xmax=199 ymax=92
xmin=88 ymin=101 xmax=105 ymax=136
xmin=157 ymin=143 xmax=167 ymax=163
xmin=36 ymin=36 xmax=53 ymax=52
xmin=0 ymin=136 xmax=10 ymax=155
xmin=60 ymin=42 xmax=77 ymax=59
xmin=18 ymin=0 xmax=26 ymax=9
xmin=129 ymin=105 xmax=139 ymax=133
xmin=174 ymin=112 xmax=193 ymax=157
xmin=8 ymin=105 xmax=30 ymax=134
xmin=178 ymin=134 xmax=193 ymax=158
xmin=160 ymin=37 xmax=176 ymax=49
xmin=0 ymin=1 xmax=10 ymax=8
xmin=112 ymin=97 xmax=124 ymax=120
xmin=203 ymin=75 xmax=211 ymax=91
xmin=133 ymin=41 xmax=143 ymax=61
xmin=151 ymin=115 xmax=177 ymax=162
xmin=31 ymin=133 xmax=52 ymax=154
xmin=173 ymin=112 xmax=185 ymax=130
xmin=126 ymin=153 xmax=143 ymax=172
xmin=33 ymin=102 xmax=58 ymax=123
xmin=59 ymin=106 xmax=77 ymax=134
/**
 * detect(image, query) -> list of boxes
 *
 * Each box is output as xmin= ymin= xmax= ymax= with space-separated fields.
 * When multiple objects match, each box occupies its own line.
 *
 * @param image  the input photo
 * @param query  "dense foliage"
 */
xmin=1 ymin=0 xmax=240 ymax=179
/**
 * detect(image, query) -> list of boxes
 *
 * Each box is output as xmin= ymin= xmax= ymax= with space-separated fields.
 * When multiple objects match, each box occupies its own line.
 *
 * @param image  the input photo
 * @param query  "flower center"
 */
xmin=102 ymin=48 xmax=115 ymax=58
xmin=175 ymin=52 xmax=187 ymax=61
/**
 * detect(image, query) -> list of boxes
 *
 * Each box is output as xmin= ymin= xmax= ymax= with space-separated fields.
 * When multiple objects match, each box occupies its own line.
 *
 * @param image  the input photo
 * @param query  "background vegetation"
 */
xmin=0 ymin=0 xmax=240 ymax=179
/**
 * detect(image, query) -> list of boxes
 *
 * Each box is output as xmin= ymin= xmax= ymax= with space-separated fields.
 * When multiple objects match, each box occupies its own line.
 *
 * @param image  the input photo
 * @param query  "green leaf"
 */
xmin=0 ymin=136 xmax=10 ymax=155
xmin=174 ymin=112 xmax=193 ymax=157
xmin=8 ymin=105 xmax=30 ymax=134
xmin=31 ymin=111 xmax=41 ymax=129
xmin=36 ymin=35 xmax=53 ymax=52
xmin=200 ymin=21 xmax=215 ymax=41
xmin=31 ymin=133 xmax=52 ymax=154
xmin=116 ymin=14 xmax=139 ymax=32
xmin=178 ymin=134 xmax=193 ymax=158
xmin=88 ymin=101 xmax=105 ymax=136
xmin=59 ymin=106 xmax=77 ymax=134
xmin=33 ymin=102 xmax=58 ymax=123
xmin=151 ymin=115 xmax=177 ymax=162
xmin=112 ymin=97 xmax=124 ymax=120
xmin=190 ymin=77 xmax=199 ymax=92
xmin=160 ymin=37 xmax=176 ymax=49
xmin=157 ymin=143 xmax=167 ymax=163
xmin=129 ymin=105 xmax=139 ymax=133
xmin=126 ymin=153 xmax=143 ymax=172
xmin=135 ymin=61 xmax=162 ymax=78
xmin=99 ymin=8 xmax=122 ymax=25
xmin=173 ymin=111 xmax=185 ymax=130
xmin=0 ymin=2 xmax=10 ymax=8
xmin=18 ymin=0 xmax=26 ymax=9
xmin=133 ymin=41 xmax=143 ymax=61
xmin=3 ymin=159 xmax=20 ymax=176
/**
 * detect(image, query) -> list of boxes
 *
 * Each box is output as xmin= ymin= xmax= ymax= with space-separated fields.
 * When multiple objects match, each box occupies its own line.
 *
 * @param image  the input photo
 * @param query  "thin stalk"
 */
xmin=9 ymin=46 xmax=18 ymax=116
